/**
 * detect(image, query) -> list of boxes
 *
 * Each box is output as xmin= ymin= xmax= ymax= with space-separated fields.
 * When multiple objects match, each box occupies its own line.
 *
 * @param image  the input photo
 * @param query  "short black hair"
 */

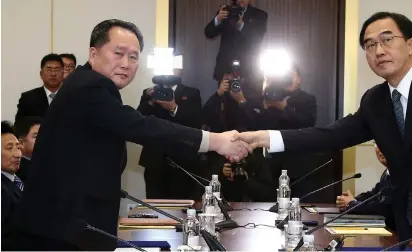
xmin=41 ymin=53 xmax=64 ymax=69
xmin=14 ymin=116 xmax=42 ymax=139
xmin=90 ymin=19 xmax=144 ymax=52
xmin=359 ymin=12 xmax=412 ymax=49
xmin=1 ymin=121 xmax=14 ymax=135
xmin=60 ymin=53 xmax=77 ymax=66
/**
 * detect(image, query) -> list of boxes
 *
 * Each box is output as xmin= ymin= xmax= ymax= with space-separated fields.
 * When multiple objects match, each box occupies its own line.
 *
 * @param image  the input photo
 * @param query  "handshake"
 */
xmin=208 ymin=130 xmax=271 ymax=161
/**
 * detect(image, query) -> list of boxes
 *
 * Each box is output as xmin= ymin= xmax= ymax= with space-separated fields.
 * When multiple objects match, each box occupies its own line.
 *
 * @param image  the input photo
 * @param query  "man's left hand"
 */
xmin=155 ymin=99 xmax=177 ymax=112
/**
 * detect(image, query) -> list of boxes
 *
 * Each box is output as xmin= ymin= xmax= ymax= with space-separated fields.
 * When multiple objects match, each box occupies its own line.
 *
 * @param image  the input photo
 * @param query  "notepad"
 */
xmin=325 ymin=227 xmax=392 ymax=236
xmin=119 ymin=217 xmax=180 ymax=226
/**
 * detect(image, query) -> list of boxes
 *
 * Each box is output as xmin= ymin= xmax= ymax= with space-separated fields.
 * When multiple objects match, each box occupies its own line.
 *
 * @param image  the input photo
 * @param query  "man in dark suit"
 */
xmin=13 ymin=116 xmax=42 ymax=183
xmin=204 ymin=0 xmax=268 ymax=98
xmin=60 ymin=53 xmax=77 ymax=81
xmin=138 ymin=71 xmax=203 ymax=199
xmin=1 ymin=121 xmax=23 ymax=249
xmin=8 ymin=19 xmax=250 ymax=251
xmin=15 ymin=54 xmax=64 ymax=122
xmin=237 ymin=12 xmax=412 ymax=246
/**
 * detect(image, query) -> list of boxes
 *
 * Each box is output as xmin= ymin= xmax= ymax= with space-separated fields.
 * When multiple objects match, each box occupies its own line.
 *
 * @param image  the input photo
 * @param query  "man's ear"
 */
xmin=89 ymin=47 xmax=98 ymax=64
xmin=407 ymin=38 xmax=412 ymax=56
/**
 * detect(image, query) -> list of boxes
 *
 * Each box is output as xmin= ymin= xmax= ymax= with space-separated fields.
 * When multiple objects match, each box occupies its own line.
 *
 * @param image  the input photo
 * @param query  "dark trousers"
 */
xmin=5 ymin=231 xmax=79 ymax=251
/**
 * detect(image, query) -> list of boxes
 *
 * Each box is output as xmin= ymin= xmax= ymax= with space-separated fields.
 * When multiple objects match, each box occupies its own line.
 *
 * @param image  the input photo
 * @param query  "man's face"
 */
xmin=237 ymin=0 xmax=250 ymax=8
xmin=364 ymin=18 xmax=412 ymax=83
xmin=40 ymin=61 xmax=64 ymax=90
xmin=62 ymin=57 xmax=76 ymax=80
xmin=89 ymin=26 xmax=140 ymax=89
xmin=19 ymin=124 xmax=40 ymax=158
xmin=375 ymin=145 xmax=387 ymax=167
xmin=1 ymin=133 xmax=22 ymax=174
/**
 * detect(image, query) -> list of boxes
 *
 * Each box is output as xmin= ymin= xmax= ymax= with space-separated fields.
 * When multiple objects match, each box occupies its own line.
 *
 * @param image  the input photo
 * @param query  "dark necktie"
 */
xmin=393 ymin=89 xmax=412 ymax=225
xmin=14 ymin=176 xmax=24 ymax=191
xmin=391 ymin=90 xmax=405 ymax=137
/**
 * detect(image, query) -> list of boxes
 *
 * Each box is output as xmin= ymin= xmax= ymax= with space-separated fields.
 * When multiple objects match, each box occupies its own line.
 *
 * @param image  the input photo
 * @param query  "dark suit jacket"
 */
xmin=15 ymin=87 xmax=49 ymax=122
xmin=2 ymin=174 xmax=22 ymax=248
xmin=204 ymin=4 xmax=268 ymax=81
xmin=15 ymin=157 xmax=30 ymax=184
xmin=280 ymin=81 xmax=412 ymax=242
xmin=137 ymin=84 xmax=202 ymax=199
xmin=11 ymin=62 xmax=203 ymax=250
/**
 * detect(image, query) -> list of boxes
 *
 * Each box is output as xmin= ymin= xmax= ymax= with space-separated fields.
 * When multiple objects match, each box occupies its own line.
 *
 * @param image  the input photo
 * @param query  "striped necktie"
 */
xmin=14 ymin=175 xmax=24 ymax=191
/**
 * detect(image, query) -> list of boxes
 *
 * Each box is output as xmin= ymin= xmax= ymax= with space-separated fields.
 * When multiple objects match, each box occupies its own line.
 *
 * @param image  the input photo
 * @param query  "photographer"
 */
xmin=209 ymin=148 xmax=274 ymax=202
xmin=204 ymin=0 xmax=268 ymax=96
xmin=137 ymin=69 xmax=202 ymax=199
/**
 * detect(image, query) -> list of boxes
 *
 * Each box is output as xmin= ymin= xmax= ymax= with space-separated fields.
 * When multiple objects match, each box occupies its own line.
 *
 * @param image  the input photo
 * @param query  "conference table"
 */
xmin=118 ymin=202 xmax=398 ymax=251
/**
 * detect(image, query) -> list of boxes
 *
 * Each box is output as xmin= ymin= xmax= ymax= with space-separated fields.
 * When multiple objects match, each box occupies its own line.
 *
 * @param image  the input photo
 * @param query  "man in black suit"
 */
xmin=204 ymin=0 xmax=268 ymax=98
xmin=13 ymin=116 xmax=42 ymax=183
xmin=237 ymin=12 xmax=412 ymax=246
xmin=138 ymin=69 xmax=203 ymax=199
xmin=15 ymin=54 xmax=64 ymax=122
xmin=60 ymin=53 xmax=77 ymax=81
xmin=1 ymin=121 xmax=23 ymax=249
xmin=8 ymin=19 xmax=250 ymax=251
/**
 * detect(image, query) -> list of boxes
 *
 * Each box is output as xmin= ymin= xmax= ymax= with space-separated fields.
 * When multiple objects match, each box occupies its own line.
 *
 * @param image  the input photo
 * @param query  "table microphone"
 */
xmin=166 ymin=157 xmax=239 ymax=229
xmin=381 ymin=237 xmax=412 ymax=251
xmin=85 ymin=223 xmax=146 ymax=251
xmin=269 ymin=159 xmax=333 ymax=213
xmin=120 ymin=189 xmax=226 ymax=251
xmin=293 ymin=185 xmax=388 ymax=251
xmin=276 ymin=173 xmax=361 ymax=229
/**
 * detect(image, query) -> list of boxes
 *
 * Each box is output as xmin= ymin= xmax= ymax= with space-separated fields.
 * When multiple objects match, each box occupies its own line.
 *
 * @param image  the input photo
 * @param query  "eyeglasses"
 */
xmin=64 ymin=64 xmax=75 ymax=70
xmin=363 ymin=33 xmax=404 ymax=53
xmin=45 ymin=68 xmax=62 ymax=74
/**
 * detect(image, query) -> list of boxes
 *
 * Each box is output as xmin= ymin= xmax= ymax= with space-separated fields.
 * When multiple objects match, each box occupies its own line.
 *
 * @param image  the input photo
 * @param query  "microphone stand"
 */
xmin=121 ymin=190 xmax=226 ymax=251
xmin=293 ymin=186 xmax=386 ymax=251
xmin=268 ymin=159 xmax=333 ymax=213
xmin=167 ymin=158 xmax=238 ymax=229
xmin=381 ymin=237 xmax=412 ymax=251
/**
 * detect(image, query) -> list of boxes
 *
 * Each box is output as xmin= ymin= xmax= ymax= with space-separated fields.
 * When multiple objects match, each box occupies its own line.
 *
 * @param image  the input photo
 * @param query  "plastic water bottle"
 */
xmin=278 ymin=179 xmax=291 ymax=220
xmin=202 ymin=186 xmax=215 ymax=214
xmin=279 ymin=170 xmax=290 ymax=186
xmin=289 ymin=198 xmax=301 ymax=221
xmin=298 ymin=235 xmax=317 ymax=251
xmin=210 ymin=174 xmax=221 ymax=199
xmin=182 ymin=209 xmax=200 ymax=247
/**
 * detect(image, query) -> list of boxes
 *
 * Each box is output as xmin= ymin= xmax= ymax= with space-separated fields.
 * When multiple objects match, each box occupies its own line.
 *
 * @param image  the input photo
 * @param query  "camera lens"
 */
xmin=230 ymin=79 xmax=241 ymax=92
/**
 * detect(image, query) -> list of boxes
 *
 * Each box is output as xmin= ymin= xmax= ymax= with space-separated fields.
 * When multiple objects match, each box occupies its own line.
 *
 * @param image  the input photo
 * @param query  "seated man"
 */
xmin=336 ymin=145 xmax=395 ymax=231
xmin=1 ymin=121 xmax=23 ymax=248
xmin=13 ymin=116 xmax=42 ymax=183
xmin=208 ymin=148 xmax=274 ymax=202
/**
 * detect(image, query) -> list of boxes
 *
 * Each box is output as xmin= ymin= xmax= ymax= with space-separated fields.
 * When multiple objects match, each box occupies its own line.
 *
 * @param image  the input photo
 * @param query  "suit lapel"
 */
xmin=404 ymin=80 xmax=412 ymax=150
xmin=174 ymin=85 xmax=184 ymax=102
xmin=1 ymin=174 xmax=22 ymax=200
xmin=38 ymin=87 xmax=50 ymax=108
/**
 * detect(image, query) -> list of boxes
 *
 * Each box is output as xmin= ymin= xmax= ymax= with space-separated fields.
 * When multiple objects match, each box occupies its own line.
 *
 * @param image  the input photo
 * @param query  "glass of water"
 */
xmin=284 ymin=221 xmax=303 ymax=250
xmin=198 ymin=213 xmax=216 ymax=237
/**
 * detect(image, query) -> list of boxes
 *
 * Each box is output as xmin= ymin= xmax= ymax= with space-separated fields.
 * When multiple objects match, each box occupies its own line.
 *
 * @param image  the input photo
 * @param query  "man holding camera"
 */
xmin=137 ymin=70 xmax=202 ymax=199
xmin=204 ymin=0 xmax=268 ymax=99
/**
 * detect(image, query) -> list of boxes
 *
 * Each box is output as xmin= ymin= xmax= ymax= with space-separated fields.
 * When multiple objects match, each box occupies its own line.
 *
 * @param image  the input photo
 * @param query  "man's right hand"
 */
xmin=222 ymin=163 xmax=233 ymax=180
xmin=234 ymin=130 xmax=271 ymax=149
xmin=209 ymin=130 xmax=252 ymax=162
xmin=216 ymin=5 xmax=229 ymax=24
xmin=145 ymin=88 xmax=155 ymax=106
xmin=336 ymin=190 xmax=356 ymax=211
xmin=217 ymin=79 xmax=230 ymax=96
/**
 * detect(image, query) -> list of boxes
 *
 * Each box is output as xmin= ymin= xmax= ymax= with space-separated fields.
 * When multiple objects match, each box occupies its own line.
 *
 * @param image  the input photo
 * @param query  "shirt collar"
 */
xmin=44 ymin=86 xmax=58 ymax=97
xmin=388 ymin=66 xmax=412 ymax=99
xmin=22 ymin=156 xmax=31 ymax=161
xmin=171 ymin=85 xmax=177 ymax=91
xmin=1 ymin=171 xmax=15 ymax=182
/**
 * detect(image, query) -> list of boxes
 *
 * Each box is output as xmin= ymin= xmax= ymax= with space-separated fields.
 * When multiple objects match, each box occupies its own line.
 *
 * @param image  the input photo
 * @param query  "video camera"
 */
xmin=151 ymin=75 xmax=181 ymax=102
xmin=228 ymin=60 xmax=242 ymax=92
xmin=224 ymin=0 xmax=243 ymax=21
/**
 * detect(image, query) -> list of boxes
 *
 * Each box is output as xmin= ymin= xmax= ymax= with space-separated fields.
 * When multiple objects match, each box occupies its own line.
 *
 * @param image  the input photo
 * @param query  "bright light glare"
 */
xmin=147 ymin=48 xmax=176 ymax=75
xmin=260 ymin=49 xmax=292 ymax=77
xmin=174 ymin=55 xmax=183 ymax=69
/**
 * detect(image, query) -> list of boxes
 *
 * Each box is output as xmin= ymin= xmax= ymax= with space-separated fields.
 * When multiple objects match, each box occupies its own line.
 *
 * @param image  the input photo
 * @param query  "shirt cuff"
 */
xmin=170 ymin=105 xmax=178 ymax=117
xmin=214 ymin=16 xmax=220 ymax=26
xmin=198 ymin=130 xmax=210 ymax=153
xmin=267 ymin=130 xmax=285 ymax=153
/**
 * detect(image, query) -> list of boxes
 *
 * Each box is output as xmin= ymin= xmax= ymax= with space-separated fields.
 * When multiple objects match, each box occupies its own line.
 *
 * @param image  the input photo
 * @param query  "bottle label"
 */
xmin=205 ymin=206 xmax=215 ymax=214
xmin=287 ymin=221 xmax=302 ymax=235
xmin=188 ymin=235 xmax=200 ymax=246
xmin=278 ymin=198 xmax=290 ymax=208
xmin=213 ymin=192 xmax=221 ymax=199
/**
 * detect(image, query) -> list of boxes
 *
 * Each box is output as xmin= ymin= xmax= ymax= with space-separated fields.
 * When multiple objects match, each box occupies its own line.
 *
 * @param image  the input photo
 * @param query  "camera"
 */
xmin=225 ymin=0 xmax=243 ymax=21
xmin=263 ymin=73 xmax=292 ymax=101
xmin=229 ymin=60 xmax=242 ymax=92
xmin=151 ymin=75 xmax=181 ymax=101
xmin=232 ymin=160 xmax=247 ymax=182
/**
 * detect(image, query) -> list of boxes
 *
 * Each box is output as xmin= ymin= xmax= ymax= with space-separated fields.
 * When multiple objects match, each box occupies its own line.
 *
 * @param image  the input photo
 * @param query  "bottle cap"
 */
xmin=212 ymin=174 xmax=218 ymax=180
xmin=281 ymin=170 xmax=287 ymax=175
xmin=187 ymin=209 xmax=196 ymax=216
xmin=292 ymin=198 xmax=300 ymax=204
xmin=303 ymin=234 xmax=314 ymax=243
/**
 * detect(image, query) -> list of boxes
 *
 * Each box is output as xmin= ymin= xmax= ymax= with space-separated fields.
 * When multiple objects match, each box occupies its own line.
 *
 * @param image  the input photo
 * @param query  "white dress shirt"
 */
xmin=1 ymin=171 xmax=15 ymax=182
xmin=268 ymin=66 xmax=412 ymax=153
xmin=44 ymin=86 xmax=58 ymax=104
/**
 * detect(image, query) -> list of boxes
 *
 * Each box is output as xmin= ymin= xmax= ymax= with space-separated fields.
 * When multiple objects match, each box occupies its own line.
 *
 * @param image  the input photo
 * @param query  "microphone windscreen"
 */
xmin=353 ymin=173 xmax=362 ymax=178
